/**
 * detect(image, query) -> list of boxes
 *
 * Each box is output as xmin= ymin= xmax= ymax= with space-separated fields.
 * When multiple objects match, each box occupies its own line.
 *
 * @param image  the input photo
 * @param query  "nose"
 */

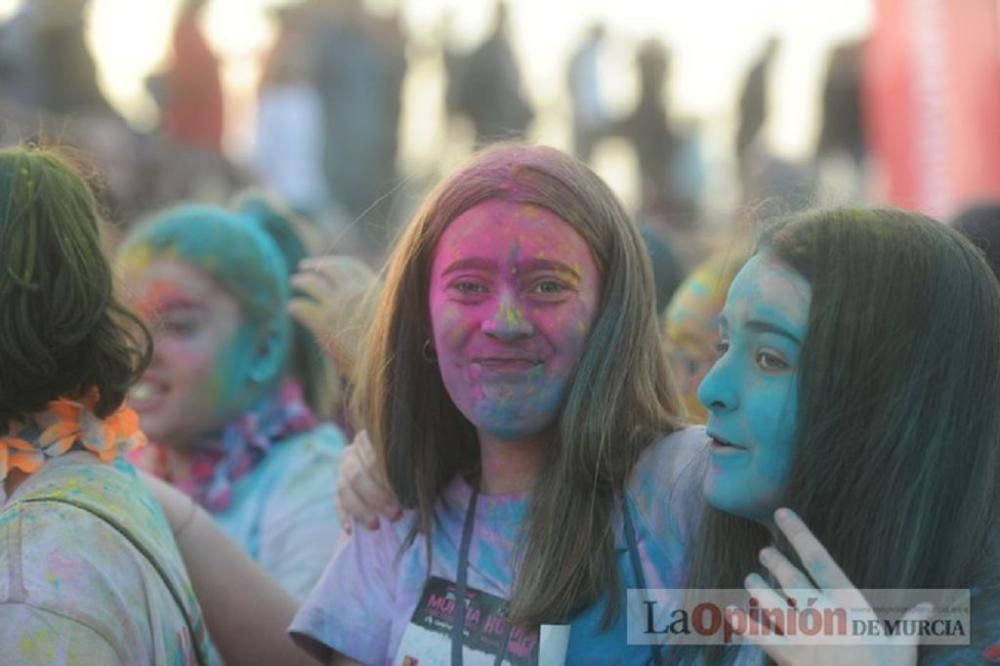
xmin=481 ymin=292 xmax=534 ymax=342
xmin=696 ymin=354 xmax=738 ymax=414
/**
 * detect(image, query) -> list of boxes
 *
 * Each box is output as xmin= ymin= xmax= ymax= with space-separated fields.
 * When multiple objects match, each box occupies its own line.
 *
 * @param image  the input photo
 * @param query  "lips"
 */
xmin=130 ymin=379 xmax=168 ymax=411
xmin=708 ymin=432 xmax=748 ymax=451
xmin=473 ymin=357 xmax=543 ymax=369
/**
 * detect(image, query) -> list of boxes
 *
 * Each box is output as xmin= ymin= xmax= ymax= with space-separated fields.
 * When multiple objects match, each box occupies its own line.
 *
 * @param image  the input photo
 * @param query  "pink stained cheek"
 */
xmin=150 ymin=332 xmax=218 ymax=401
xmin=430 ymin=298 xmax=488 ymax=405
xmin=540 ymin=303 xmax=594 ymax=374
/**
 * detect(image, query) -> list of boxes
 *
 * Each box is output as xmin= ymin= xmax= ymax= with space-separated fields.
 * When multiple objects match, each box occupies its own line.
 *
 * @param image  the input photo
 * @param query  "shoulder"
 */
xmin=627 ymin=426 xmax=709 ymax=547
xmin=290 ymin=508 xmax=415 ymax=664
xmin=248 ymin=424 xmax=347 ymax=496
xmin=1 ymin=459 xmax=164 ymax=592
xmin=271 ymin=424 xmax=347 ymax=469
xmin=633 ymin=426 xmax=709 ymax=490
xmin=0 ymin=459 xmax=187 ymax=662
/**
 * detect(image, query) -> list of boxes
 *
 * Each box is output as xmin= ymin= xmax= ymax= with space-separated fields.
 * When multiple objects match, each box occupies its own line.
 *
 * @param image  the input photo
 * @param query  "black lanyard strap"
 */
xmin=452 ymin=488 xmax=514 ymax=666
xmin=453 ymin=490 xmax=659 ymax=666
xmin=452 ymin=487 xmax=479 ymax=665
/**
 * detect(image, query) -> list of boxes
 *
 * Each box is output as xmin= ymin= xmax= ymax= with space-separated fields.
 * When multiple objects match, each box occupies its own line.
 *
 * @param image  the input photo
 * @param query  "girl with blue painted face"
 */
xmin=118 ymin=195 xmax=347 ymax=600
xmin=677 ymin=208 xmax=1000 ymax=665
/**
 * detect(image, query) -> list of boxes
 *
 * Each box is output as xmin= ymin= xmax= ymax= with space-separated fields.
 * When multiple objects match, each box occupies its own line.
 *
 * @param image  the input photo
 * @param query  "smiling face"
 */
xmin=696 ymin=252 xmax=811 ymax=522
xmin=428 ymin=200 xmax=602 ymax=442
xmin=128 ymin=258 xmax=261 ymax=448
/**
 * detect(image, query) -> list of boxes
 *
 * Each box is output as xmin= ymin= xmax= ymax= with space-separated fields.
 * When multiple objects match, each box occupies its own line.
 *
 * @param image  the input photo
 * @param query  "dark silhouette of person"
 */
xmin=451 ymin=2 xmax=533 ymax=144
xmin=735 ymin=37 xmax=779 ymax=174
xmin=816 ymin=40 xmax=866 ymax=165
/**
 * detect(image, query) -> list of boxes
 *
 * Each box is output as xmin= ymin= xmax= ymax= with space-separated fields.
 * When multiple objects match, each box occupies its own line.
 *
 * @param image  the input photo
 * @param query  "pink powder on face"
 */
xmin=131 ymin=279 xmax=202 ymax=321
xmin=428 ymin=200 xmax=602 ymax=442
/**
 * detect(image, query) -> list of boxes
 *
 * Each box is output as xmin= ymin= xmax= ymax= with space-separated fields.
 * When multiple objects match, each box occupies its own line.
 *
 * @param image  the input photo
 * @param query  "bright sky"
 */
xmin=0 ymin=0 xmax=871 ymax=203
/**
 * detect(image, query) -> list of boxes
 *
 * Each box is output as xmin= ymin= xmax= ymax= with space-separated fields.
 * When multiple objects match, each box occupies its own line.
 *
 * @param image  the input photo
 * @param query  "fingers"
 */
xmin=337 ymin=480 xmax=380 ymax=532
xmin=759 ymin=546 xmax=815 ymax=609
xmin=336 ymin=431 xmax=401 ymax=532
xmin=353 ymin=432 xmax=400 ymax=518
xmin=744 ymin=573 xmax=790 ymax=635
xmin=287 ymin=296 xmax=325 ymax=333
xmin=774 ymin=508 xmax=855 ymax=592
xmin=290 ymin=269 xmax=338 ymax=304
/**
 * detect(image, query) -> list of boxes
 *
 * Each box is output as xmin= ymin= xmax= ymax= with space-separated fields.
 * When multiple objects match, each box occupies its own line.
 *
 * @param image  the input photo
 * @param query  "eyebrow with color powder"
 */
xmin=441 ymin=257 xmax=498 ymax=276
xmin=517 ymin=258 xmax=582 ymax=280
xmin=745 ymin=320 xmax=803 ymax=345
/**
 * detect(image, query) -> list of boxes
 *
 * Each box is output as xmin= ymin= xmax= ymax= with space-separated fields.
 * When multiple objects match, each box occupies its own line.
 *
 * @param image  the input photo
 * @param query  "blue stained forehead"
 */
xmin=121 ymin=204 xmax=290 ymax=321
xmin=721 ymin=253 xmax=811 ymax=340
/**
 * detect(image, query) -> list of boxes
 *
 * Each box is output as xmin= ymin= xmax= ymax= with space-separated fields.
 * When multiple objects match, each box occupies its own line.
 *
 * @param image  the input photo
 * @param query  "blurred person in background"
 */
xmin=639 ymin=224 xmax=685 ymax=315
xmin=610 ymin=39 xmax=701 ymax=227
xmin=816 ymin=40 xmax=867 ymax=167
xmin=662 ymin=250 xmax=747 ymax=423
xmin=117 ymin=194 xmax=346 ymax=600
xmin=567 ymin=22 xmax=609 ymax=163
xmin=449 ymin=1 xmax=534 ymax=145
xmin=0 ymin=146 xmax=214 ymax=665
xmin=0 ymin=0 xmax=117 ymax=119
xmin=158 ymin=0 xmax=232 ymax=202
xmin=163 ymin=0 xmax=223 ymax=155
xmin=311 ymin=0 xmax=405 ymax=256
xmin=735 ymin=37 xmax=779 ymax=195
xmin=255 ymin=5 xmax=329 ymax=220
xmin=953 ymin=202 xmax=1000 ymax=279
xmin=814 ymin=39 xmax=869 ymax=206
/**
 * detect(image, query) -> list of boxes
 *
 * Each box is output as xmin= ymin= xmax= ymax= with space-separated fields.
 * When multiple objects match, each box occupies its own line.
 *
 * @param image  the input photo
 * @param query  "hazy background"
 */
xmin=0 ymin=0 xmax=871 ymax=210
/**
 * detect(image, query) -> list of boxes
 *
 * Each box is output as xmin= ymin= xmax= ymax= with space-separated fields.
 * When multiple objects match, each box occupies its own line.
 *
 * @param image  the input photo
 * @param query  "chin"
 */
xmin=703 ymin=481 xmax=779 ymax=524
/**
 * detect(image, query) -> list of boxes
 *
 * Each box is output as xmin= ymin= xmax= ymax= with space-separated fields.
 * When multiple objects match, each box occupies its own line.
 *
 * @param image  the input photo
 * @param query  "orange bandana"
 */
xmin=0 ymin=388 xmax=146 ymax=481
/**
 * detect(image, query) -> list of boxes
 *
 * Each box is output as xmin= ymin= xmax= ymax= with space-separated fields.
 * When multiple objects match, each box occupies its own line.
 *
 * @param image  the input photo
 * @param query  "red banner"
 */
xmin=865 ymin=0 xmax=1000 ymax=218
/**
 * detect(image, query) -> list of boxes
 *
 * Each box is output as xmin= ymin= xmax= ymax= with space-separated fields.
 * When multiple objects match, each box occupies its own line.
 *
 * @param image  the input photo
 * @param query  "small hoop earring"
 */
xmin=422 ymin=339 xmax=437 ymax=364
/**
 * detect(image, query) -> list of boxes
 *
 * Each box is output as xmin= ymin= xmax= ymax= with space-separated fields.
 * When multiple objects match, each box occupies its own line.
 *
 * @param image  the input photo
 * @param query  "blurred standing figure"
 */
xmin=816 ymin=40 xmax=867 ymax=166
xmin=451 ymin=1 xmax=533 ymax=144
xmin=0 ymin=0 xmax=117 ymax=118
xmin=312 ymin=0 xmax=403 ymax=251
xmin=255 ymin=5 xmax=329 ymax=218
xmin=164 ymin=0 xmax=224 ymax=154
xmin=735 ymin=37 xmax=779 ymax=187
xmin=613 ymin=39 xmax=701 ymax=224
xmin=567 ymin=23 xmax=608 ymax=162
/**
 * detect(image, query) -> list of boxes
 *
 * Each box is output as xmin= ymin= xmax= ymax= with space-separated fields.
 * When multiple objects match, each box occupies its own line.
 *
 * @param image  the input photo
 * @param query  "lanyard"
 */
xmin=451 ymin=488 xmax=514 ymax=666
xmin=452 ymin=489 xmax=663 ymax=666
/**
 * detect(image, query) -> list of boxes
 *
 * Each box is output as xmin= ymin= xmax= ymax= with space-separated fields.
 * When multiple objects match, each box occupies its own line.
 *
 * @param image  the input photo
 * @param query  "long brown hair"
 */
xmin=353 ymin=144 xmax=684 ymax=626
xmin=676 ymin=208 xmax=1000 ymax=664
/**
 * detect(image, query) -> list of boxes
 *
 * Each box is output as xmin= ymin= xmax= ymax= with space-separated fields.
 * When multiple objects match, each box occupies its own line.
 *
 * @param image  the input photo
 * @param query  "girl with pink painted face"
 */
xmin=289 ymin=143 xmax=708 ymax=664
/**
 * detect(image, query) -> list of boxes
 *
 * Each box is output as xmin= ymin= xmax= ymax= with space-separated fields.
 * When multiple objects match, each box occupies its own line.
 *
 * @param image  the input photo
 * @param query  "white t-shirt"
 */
xmin=290 ymin=426 xmax=708 ymax=665
xmin=0 ymin=453 xmax=215 ymax=665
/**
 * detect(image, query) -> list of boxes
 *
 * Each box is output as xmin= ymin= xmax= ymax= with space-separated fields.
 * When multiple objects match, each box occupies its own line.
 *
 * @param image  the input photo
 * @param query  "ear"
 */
xmin=248 ymin=322 xmax=288 ymax=386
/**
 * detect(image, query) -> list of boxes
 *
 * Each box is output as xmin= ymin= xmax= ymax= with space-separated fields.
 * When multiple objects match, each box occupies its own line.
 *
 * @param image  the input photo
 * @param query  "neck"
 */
xmin=160 ymin=446 xmax=198 ymax=484
xmin=476 ymin=430 xmax=548 ymax=496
